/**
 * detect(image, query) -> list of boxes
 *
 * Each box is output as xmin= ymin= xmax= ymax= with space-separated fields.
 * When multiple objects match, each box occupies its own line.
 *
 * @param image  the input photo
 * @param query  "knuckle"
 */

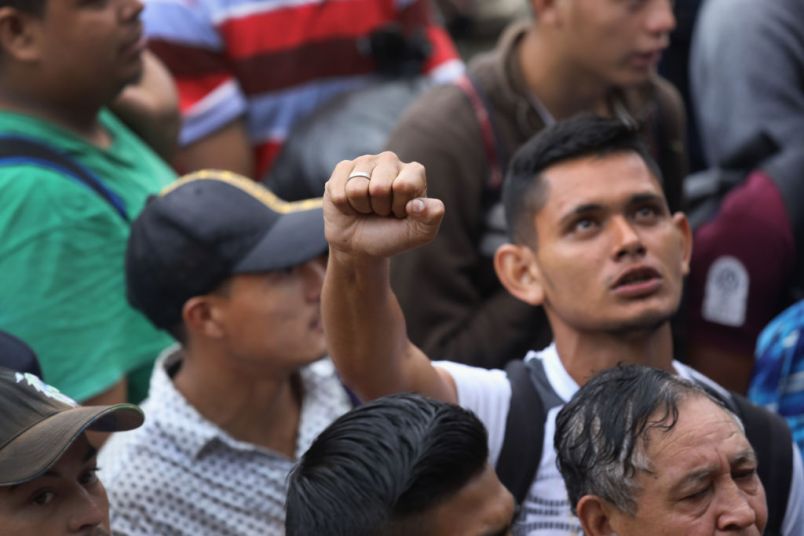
xmin=353 ymin=154 xmax=376 ymax=167
xmin=368 ymin=180 xmax=391 ymax=197
xmin=393 ymin=178 xmax=418 ymax=196
xmin=407 ymin=161 xmax=425 ymax=175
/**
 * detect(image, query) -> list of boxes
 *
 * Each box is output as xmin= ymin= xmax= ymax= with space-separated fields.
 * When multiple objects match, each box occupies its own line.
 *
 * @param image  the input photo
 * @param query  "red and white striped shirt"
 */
xmin=144 ymin=0 xmax=463 ymax=177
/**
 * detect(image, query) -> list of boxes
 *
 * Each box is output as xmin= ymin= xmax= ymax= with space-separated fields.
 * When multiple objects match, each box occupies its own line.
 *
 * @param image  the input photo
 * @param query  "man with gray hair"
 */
xmin=555 ymin=365 xmax=768 ymax=535
xmin=322 ymin=116 xmax=803 ymax=534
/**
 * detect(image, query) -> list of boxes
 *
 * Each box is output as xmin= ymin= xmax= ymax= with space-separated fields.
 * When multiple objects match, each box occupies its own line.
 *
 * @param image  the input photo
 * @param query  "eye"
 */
xmin=31 ymin=490 xmax=55 ymax=506
xmin=633 ymin=205 xmax=661 ymax=223
xmin=682 ymin=484 xmax=711 ymax=502
xmin=734 ymin=468 xmax=756 ymax=480
xmin=571 ymin=217 xmax=598 ymax=235
xmin=733 ymin=467 xmax=759 ymax=488
xmin=79 ymin=466 xmax=100 ymax=486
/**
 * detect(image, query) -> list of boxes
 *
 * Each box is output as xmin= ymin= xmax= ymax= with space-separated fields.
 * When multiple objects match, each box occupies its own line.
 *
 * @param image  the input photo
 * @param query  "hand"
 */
xmin=324 ymin=152 xmax=445 ymax=259
xmin=109 ymin=50 xmax=180 ymax=161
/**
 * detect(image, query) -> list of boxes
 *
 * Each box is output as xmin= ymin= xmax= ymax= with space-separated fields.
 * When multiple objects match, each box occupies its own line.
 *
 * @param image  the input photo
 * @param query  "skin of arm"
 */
xmin=172 ymin=117 xmax=255 ymax=177
xmin=109 ymin=50 xmax=181 ymax=162
xmin=322 ymin=152 xmax=457 ymax=403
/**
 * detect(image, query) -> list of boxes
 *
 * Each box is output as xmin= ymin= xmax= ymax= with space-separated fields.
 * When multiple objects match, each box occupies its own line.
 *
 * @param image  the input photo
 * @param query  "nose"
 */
xmin=715 ymin=481 xmax=762 ymax=531
xmin=611 ymin=216 xmax=646 ymax=261
xmin=645 ymin=0 xmax=676 ymax=36
xmin=67 ymin=486 xmax=107 ymax=533
xmin=303 ymin=257 xmax=327 ymax=302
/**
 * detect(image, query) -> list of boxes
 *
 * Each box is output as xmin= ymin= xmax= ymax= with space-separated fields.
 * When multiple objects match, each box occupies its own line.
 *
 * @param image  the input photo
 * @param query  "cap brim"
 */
xmin=234 ymin=206 xmax=328 ymax=273
xmin=0 ymin=404 xmax=143 ymax=486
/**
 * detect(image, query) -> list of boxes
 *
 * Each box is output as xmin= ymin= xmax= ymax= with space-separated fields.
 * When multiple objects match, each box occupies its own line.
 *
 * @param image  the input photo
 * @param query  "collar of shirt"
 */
xmin=143 ymin=346 xmax=352 ymax=460
xmin=525 ymin=342 xmax=700 ymax=403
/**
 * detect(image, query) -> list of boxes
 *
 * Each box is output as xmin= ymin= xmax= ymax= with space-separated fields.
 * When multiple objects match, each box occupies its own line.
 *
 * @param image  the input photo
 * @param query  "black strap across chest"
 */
xmin=0 ymin=135 xmax=128 ymax=222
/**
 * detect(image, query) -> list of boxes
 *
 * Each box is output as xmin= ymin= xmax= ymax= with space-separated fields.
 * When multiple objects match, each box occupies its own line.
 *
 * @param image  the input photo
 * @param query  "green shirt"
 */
xmin=0 ymin=110 xmax=175 ymax=402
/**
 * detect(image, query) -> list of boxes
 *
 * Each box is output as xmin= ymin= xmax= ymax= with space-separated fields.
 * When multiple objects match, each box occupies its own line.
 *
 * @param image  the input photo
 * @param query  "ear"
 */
xmin=671 ymin=212 xmax=693 ymax=276
xmin=531 ymin=0 xmax=564 ymax=26
xmin=0 ymin=7 xmax=43 ymax=62
xmin=576 ymin=495 xmax=619 ymax=536
xmin=494 ymin=243 xmax=544 ymax=306
xmin=182 ymin=296 xmax=225 ymax=339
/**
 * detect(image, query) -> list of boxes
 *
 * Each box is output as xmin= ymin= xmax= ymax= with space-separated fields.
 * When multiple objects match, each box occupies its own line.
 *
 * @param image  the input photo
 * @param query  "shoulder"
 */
xmin=391 ymin=82 xmax=473 ymax=134
xmin=651 ymin=76 xmax=685 ymax=115
xmin=434 ymin=360 xmax=511 ymax=462
xmin=621 ymin=76 xmax=685 ymax=130
xmin=0 ymin=161 xmax=120 ymax=231
xmin=386 ymin=81 xmax=486 ymax=170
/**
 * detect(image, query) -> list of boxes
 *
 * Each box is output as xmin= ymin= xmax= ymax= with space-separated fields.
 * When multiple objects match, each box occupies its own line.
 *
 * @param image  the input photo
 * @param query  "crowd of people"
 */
xmin=0 ymin=0 xmax=802 ymax=534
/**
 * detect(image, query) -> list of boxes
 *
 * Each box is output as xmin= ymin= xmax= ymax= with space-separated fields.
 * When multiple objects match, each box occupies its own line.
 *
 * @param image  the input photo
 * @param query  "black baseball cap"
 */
xmin=126 ymin=170 xmax=328 ymax=331
xmin=0 ymin=331 xmax=42 ymax=378
xmin=0 ymin=368 xmax=144 ymax=486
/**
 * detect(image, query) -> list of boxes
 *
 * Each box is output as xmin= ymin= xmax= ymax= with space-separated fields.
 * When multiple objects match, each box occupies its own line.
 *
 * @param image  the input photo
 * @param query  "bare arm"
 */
xmin=322 ymin=152 xmax=457 ymax=403
xmin=110 ymin=50 xmax=181 ymax=162
xmin=172 ymin=117 xmax=255 ymax=177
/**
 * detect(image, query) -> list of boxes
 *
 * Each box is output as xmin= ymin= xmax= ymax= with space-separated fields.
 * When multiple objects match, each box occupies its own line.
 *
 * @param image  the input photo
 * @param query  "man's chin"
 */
xmin=607 ymin=309 xmax=674 ymax=336
xmin=611 ymin=65 xmax=656 ymax=89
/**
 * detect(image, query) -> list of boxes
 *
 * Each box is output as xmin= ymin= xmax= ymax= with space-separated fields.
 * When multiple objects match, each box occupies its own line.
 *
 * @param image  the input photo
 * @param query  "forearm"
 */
xmin=172 ymin=118 xmax=254 ymax=177
xmin=324 ymin=250 xmax=454 ymax=402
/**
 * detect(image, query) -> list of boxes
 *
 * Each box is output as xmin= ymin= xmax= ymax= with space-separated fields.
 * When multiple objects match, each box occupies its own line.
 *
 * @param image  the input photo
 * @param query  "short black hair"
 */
xmin=554 ymin=364 xmax=736 ymax=515
xmin=285 ymin=393 xmax=490 ymax=535
xmin=502 ymin=115 xmax=663 ymax=244
xmin=0 ymin=0 xmax=46 ymax=15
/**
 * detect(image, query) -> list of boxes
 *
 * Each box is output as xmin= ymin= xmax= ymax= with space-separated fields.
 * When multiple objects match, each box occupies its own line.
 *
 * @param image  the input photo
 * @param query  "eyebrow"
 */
xmin=558 ymin=203 xmax=603 ymax=227
xmin=672 ymin=448 xmax=758 ymax=492
xmin=7 ymin=444 xmax=99 ymax=492
xmin=625 ymin=192 xmax=665 ymax=206
xmin=557 ymin=191 xmax=665 ymax=226
xmin=729 ymin=448 xmax=758 ymax=466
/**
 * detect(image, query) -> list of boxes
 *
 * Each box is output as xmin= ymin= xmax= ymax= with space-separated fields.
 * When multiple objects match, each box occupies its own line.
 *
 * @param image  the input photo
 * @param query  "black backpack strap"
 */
xmin=496 ymin=359 xmax=545 ymax=504
xmin=0 ymin=135 xmax=128 ymax=222
xmin=691 ymin=379 xmax=793 ymax=534
xmin=730 ymin=394 xmax=792 ymax=536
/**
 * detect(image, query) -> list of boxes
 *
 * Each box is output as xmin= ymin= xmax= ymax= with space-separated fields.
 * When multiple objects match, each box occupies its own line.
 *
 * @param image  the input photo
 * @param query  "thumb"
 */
xmin=405 ymin=198 xmax=445 ymax=247
xmin=406 ymin=197 xmax=445 ymax=227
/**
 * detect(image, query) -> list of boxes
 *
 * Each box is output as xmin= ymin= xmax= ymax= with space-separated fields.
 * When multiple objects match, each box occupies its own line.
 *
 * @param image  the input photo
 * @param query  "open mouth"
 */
xmin=121 ymin=29 xmax=145 ymax=57
xmin=630 ymin=50 xmax=663 ymax=69
xmin=614 ymin=267 xmax=660 ymax=288
xmin=610 ymin=267 xmax=663 ymax=299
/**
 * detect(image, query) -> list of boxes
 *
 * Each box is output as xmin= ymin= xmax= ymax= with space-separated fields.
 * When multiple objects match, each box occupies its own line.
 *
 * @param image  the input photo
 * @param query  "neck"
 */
xmin=173 ymin=343 xmax=302 ymax=458
xmin=517 ymin=28 xmax=611 ymax=120
xmin=552 ymin=321 xmax=676 ymax=386
xmin=0 ymin=88 xmax=109 ymax=147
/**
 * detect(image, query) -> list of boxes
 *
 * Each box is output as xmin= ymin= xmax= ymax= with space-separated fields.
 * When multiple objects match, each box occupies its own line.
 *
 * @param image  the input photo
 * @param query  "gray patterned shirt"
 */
xmin=99 ymin=348 xmax=352 ymax=535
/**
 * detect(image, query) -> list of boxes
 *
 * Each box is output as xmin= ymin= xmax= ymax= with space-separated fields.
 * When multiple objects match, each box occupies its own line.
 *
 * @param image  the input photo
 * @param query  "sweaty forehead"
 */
xmin=646 ymin=397 xmax=750 ymax=471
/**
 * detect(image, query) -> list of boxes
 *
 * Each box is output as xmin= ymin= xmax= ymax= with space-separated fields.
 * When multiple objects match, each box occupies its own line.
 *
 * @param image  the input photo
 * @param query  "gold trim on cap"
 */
xmin=160 ymin=169 xmax=323 ymax=213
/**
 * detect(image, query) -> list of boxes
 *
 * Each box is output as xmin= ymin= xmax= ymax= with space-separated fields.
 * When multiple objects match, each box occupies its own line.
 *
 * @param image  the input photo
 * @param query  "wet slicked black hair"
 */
xmin=0 ymin=0 xmax=46 ymax=16
xmin=554 ymin=364 xmax=737 ymax=515
xmin=285 ymin=393 xmax=489 ymax=536
xmin=502 ymin=115 xmax=664 ymax=244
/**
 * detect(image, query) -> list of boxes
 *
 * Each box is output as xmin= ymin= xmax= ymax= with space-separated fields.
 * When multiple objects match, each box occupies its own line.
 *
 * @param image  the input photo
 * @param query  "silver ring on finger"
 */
xmin=347 ymin=171 xmax=372 ymax=182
